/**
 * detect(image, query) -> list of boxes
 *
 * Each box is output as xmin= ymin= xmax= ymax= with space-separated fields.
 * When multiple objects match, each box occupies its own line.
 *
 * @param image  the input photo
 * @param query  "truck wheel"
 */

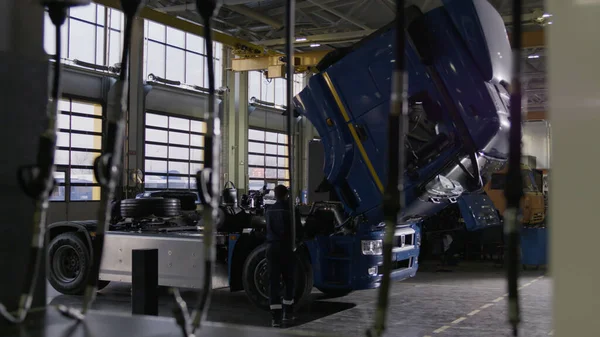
xmin=242 ymin=244 xmax=312 ymax=311
xmin=316 ymin=287 xmax=352 ymax=298
xmin=48 ymin=232 xmax=90 ymax=295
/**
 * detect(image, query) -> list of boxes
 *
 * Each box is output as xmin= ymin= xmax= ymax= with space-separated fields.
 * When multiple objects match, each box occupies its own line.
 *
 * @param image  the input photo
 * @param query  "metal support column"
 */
xmin=0 ymin=0 xmax=48 ymax=320
xmin=225 ymin=56 xmax=249 ymax=193
xmin=125 ymin=16 xmax=146 ymax=197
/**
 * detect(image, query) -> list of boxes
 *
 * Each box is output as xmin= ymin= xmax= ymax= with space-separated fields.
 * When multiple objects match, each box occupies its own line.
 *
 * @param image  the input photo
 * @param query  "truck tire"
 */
xmin=316 ymin=287 xmax=352 ymax=298
xmin=120 ymin=198 xmax=181 ymax=218
xmin=139 ymin=191 xmax=197 ymax=211
xmin=48 ymin=232 xmax=91 ymax=295
xmin=153 ymin=198 xmax=182 ymax=217
xmin=242 ymin=243 xmax=312 ymax=311
xmin=48 ymin=232 xmax=111 ymax=295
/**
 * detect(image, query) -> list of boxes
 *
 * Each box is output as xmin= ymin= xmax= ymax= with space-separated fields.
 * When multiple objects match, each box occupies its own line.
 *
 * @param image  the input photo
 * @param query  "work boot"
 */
xmin=282 ymin=303 xmax=295 ymax=326
xmin=271 ymin=309 xmax=282 ymax=328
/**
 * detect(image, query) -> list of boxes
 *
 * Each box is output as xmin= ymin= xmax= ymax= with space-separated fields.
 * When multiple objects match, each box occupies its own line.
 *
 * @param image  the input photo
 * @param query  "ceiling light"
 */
xmin=547 ymin=21 xmax=553 ymax=25
xmin=310 ymin=43 xmax=321 ymax=47
xmin=295 ymin=37 xmax=307 ymax=42
xmin=542 ymin=13 xmax=553 ymax=18
xmin=528 ymin=54 xmax=540 ymax=59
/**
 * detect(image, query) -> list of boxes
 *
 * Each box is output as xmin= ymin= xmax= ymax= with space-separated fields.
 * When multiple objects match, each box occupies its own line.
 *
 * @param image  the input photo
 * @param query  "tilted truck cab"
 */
xmin=294 ymin=0 xmax=512 ymax=287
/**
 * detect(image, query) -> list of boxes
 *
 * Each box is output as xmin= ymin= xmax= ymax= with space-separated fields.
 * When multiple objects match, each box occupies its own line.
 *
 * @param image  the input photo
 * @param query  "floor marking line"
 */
xmin=492 ymin=297 xmax=504 ymax=303
xmin=548 ymin=330 xmax=554 ymax=335
xmin=451 ymin=317 xmax=467 ymax=324
xmin=433 ymin=326 xmax=451 ymax=334
xmin=481 ymin=303 xmax=494 ymax=309
xmin=467 ymin=309 xmax=480 ymax=316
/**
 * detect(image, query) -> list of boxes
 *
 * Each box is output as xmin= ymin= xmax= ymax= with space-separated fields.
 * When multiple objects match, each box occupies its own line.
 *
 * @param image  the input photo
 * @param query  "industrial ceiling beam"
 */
xmin=267 ymin=0 xmax=340 ymax=16
xmin=94 ymin=0 xmax=272 ymax=56
xmin=225 ymin=5 xmax=283 ymax=30
xmin=258 ymin=29 xmax=545 ymax=48
xmin=305 ymin=0 xmax=371 ymax=30
xmin=158 ymin=4 xmax=190 ymax=12
xmin=155 ymin=2 xmax=283 ymax=29
xmin=256 ymin=30 xmax=375 ymax=47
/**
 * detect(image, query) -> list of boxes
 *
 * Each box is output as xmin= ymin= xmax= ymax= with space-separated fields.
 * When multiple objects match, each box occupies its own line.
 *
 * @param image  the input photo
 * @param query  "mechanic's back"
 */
xmin=264 ymin=185 xmax=296 ymax=327
xmin=266 ymin=187 xmax=294 ymax=244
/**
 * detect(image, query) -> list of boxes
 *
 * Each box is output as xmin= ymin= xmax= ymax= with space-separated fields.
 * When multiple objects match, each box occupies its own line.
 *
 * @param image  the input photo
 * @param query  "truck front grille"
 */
xmin=377 ymin=257 xmax=413 ymax=274
xmin=532 ymin=213 xmax=544 ymax=222
xmin=393 ymin=227 xmax=416 ymax=251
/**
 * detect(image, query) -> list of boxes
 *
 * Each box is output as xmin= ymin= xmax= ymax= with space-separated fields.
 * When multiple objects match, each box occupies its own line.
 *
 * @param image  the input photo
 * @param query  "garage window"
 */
xmin=144 ymin=111 xmax=207 ymax=191
xmin=143 ymin=20 xmax=223 ymax=89
xmin=51 ymin=97 xmax=104 ymax=202
xmin=248 ymin=72 xmax=304 ymax=106
xmin=43 ymin=4 xmax=124 ymax=68
xmin=248 ymin=128 xmax=290 ymax=191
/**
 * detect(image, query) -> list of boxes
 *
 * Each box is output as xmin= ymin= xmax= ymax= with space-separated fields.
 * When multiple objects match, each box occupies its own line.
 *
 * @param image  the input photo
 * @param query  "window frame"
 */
xmin=247 ymin=127 xmax=291 ymax=190
xmin=44 ymin=5 xmax=125 ymax=68
xmin=52 ymin=94 xmax=105 ymax=202
xmin=143 ymin=20 xmax=223 ymax=89
xmin=143 ymin=110 xmax=207 ymax=192
xmin=247 ymin=71 xmax=305 ymax=106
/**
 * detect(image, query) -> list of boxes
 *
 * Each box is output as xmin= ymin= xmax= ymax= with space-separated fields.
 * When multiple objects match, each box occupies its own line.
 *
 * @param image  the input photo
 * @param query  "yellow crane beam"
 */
xmin=231 ymin=50 xmax=329 ymax=77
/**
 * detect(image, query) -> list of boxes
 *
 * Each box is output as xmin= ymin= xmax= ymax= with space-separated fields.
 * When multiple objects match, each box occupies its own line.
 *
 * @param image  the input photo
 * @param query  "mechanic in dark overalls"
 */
xmin=265 ymin=185 xmax=297 ymax=327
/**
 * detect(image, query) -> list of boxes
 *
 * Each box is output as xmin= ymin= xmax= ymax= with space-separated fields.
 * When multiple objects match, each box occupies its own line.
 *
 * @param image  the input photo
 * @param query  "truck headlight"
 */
xmin=362 ymin=240 xmax=383 ymax=255
xmin=415 ymin=232 xmax=421 ymax=247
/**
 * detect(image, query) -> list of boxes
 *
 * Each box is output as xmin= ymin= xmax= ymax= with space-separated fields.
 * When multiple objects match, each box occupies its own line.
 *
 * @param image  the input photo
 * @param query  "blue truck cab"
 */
xmin=293 ymin=0 xmax=512 ymax=289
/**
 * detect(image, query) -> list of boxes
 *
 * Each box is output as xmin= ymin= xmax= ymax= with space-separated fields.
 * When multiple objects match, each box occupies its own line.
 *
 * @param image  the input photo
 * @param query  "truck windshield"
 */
xmin=522 ymin=171 xmax=537 ymax=192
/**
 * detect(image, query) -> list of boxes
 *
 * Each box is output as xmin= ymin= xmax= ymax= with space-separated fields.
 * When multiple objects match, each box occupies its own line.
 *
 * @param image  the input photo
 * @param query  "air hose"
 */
xmin=0 ymin=0 xmax=90 ymax=324
xmin=56 ymin=0 xmax=143 ymax=320
xmin=505 ymin=0 xmax=524 ymax=335
xmin=170 ymin=1 xmax=222 ymax=335
xmin=285 ymin=0 xmax=297 ymax=251
xmin=366 ymin=0 xmax=407 ymax=336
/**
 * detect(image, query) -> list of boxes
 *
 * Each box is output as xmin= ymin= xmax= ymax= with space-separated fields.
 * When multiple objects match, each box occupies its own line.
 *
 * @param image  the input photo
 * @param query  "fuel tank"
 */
xmin=293 ymin=0 xmax=511 ymax=226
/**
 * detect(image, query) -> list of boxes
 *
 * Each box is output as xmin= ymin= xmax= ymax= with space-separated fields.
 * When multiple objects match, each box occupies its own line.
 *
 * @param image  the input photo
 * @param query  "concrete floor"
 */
xmin=47 ymin=262 xmax=551 ymax=337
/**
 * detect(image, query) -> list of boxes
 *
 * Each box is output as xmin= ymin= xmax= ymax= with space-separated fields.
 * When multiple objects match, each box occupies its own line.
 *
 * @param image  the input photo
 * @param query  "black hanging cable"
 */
xmin=190 ymin=3 xmax=219 ymax=330
xmin=505 ymin=0 xmax=524 ymax=336
xmin=169 ymin=1 xmax=221 ymax=335
xmin=0 ymin=0 xmax=89 ymax=324
xmin=285 ymin=0 xmax=297 ymax=251
xmin=367 ymin=0 xmax=407 ymax=336
xmin=55 ymin=0 xmax=143 ymax=320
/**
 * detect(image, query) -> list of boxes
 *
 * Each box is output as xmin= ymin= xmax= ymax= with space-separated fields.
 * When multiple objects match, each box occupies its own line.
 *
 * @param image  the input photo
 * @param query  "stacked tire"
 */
xmin=137 ymin=191 xmax=197 ymax=211
xmin=120 ymin=197 xmax=182 ymax=218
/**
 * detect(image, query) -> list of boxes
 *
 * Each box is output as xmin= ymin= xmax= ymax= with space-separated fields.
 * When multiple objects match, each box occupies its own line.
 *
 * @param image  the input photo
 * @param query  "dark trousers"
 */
xmin=267 ymin=241 xmax=295 ymax=311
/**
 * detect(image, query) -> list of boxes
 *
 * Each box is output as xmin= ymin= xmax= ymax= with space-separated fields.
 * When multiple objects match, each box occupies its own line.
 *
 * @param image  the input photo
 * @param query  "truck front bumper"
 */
xmin=353 ymin=224 xmax=421 ymax=290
